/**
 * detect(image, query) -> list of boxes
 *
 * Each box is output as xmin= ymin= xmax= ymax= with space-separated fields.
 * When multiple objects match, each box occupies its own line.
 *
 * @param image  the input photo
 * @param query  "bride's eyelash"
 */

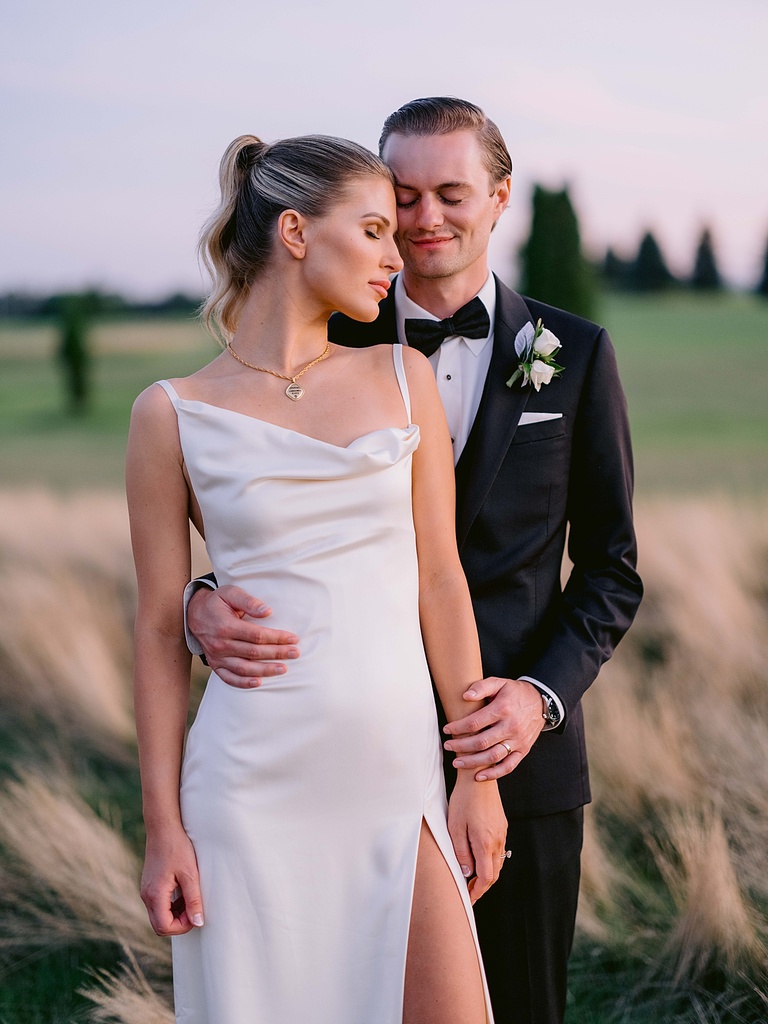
xmin=365 ymin=230 xmax=381 ymax=240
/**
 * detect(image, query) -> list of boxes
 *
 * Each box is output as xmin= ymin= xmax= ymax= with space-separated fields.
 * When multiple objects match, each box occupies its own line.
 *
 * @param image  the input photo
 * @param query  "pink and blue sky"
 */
xmin=1 ymin=0 xmax=766 ymax=296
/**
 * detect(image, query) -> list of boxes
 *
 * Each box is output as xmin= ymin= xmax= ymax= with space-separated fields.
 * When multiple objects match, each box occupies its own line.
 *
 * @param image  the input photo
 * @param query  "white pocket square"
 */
xmin=518 ymin=412 xmax=563 ymax=425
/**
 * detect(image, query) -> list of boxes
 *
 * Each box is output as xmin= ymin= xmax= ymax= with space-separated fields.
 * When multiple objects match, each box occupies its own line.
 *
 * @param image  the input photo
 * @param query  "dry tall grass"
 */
xmin=578 ymin=497 xmax=768 ymax=1013
xmin=82 ymin=950 xmax=174 ymax=1024
xmin=0 ymin=771 xmax=168 ymax=964
xmin=0 ymin=489 xmax=766 ymax=1021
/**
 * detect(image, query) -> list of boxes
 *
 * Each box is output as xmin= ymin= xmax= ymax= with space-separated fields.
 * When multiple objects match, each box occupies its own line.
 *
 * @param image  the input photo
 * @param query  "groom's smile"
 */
xmin=409 ymin=235 xmax=456 ymax=251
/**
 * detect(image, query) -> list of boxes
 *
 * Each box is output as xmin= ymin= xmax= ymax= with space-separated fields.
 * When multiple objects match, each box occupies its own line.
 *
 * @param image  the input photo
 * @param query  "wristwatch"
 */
xmin=536 ymin=689 xmax=562 ymax=729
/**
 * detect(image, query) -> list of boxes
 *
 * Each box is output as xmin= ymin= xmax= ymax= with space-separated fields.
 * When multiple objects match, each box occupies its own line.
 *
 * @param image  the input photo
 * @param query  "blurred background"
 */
xmin=1 ymin=1 xmax=767 ymax=1021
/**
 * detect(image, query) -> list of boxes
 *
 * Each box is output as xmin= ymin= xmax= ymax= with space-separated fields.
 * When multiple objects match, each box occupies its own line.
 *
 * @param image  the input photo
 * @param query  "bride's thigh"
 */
xmin=403 ymin=820 xmax=486 ymax=1024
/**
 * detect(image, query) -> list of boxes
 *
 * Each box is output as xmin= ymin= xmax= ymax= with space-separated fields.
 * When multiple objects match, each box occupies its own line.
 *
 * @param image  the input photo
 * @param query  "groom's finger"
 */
xmin=460 ymin=676 xmax=506 ymax=701
xmin=214 ymin=660 xmax=293 ymax=688
xmin=444 ymin=723 xmax=509 ymax=755
xmin=473 ymin=751 xmax=525 ymax=782
xmin=219 ymin=640 xmax=301 ymax=663
xmin=216 ymin=622 xmax=300 ymax=648
xmin=443 ymin=701 xmax=499 ymax=738
xmin=452 ymin=745 xmax=524 ymax=776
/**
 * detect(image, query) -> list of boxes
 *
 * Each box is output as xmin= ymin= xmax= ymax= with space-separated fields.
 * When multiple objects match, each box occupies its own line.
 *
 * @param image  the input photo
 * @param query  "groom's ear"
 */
xmin=277 ymin=209 xmax=308 ymax=260
xmin=490 ymin=175 xmax=511 ymax=232
xmin=494 ymin=175 xmax=511 ymax=216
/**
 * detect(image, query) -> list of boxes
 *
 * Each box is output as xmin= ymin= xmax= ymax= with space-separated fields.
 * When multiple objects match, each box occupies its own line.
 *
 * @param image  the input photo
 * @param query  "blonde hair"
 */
xmin=379 ymin=97 xmax=512 ymax=183
xmin=199 ymin=134 xmax=392 ymax=341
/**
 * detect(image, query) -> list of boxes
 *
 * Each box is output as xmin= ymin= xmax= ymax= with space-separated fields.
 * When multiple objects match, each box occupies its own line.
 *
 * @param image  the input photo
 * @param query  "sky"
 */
xmin=1 ymin=0 xmax=767 ymax=297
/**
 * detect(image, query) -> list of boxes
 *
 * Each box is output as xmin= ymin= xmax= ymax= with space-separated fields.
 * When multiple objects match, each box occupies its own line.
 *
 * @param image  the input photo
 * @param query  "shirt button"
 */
xmin=446 ymin=374 xmax=452 ymax=380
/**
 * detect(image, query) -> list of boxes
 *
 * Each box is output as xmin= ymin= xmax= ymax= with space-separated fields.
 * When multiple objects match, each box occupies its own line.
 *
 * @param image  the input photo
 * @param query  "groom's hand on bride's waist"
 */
xmin=187 ymin=585 xmax=300 ymax=688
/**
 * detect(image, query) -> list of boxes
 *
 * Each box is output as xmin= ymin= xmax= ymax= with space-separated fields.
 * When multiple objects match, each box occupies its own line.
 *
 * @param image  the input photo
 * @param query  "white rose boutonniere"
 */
xmin=507 ymin=319 xmax=564 ymax=391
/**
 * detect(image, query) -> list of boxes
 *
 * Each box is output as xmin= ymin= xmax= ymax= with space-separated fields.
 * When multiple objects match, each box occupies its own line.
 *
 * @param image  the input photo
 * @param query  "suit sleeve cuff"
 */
xmin=519 ymin=676 xmax=566 ymax=731
xmin=183 ymin=577 xmax=218 ymax=657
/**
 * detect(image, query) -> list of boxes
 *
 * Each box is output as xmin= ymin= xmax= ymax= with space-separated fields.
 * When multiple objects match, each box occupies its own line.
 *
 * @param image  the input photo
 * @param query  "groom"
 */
xmin=186 ymin=98 xmax=643 ymax=1023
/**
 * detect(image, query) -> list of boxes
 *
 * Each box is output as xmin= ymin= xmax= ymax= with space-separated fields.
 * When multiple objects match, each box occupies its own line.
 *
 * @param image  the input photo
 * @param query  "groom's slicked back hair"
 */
xmin=379 ymin=97 xmax=512 ymax=182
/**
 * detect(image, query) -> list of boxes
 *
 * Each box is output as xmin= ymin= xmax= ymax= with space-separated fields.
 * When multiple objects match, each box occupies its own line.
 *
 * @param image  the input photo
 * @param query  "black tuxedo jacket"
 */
xmin=330 ymin=276 xmax=643 ymax=819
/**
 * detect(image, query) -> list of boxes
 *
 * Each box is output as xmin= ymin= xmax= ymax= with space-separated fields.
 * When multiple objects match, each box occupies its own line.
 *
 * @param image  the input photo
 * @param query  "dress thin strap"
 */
xmin=391 ymin=344 xmax=412 ymax=424
xmin=154 ymin=379 xmax=180 ymax=405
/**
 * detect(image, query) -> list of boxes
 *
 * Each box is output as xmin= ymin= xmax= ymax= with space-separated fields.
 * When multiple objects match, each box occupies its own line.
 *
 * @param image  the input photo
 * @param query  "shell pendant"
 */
xmin=285 ymin=382 xmax=305 ymax=401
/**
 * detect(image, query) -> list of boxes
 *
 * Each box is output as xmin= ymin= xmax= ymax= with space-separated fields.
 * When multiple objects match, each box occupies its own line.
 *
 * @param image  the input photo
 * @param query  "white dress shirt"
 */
xmin=396 ymin=273 xmax=496 ymax=466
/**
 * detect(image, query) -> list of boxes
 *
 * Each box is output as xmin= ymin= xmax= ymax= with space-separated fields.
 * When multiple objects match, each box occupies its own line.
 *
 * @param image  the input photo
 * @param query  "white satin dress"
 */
xmin=156 ymin=345 xmax=492 ymax=1024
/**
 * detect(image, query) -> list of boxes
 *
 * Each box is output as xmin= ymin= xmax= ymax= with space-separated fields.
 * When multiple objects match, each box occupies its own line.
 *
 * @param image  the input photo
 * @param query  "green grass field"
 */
xmin=600 ymin=292 xmax=768 ymax=492
xmin=1 ymin=292 xmax=767 ymax=493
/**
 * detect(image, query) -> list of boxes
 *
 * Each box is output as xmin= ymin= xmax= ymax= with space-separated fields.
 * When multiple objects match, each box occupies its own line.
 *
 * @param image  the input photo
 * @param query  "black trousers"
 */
xmin=473 ymin=807 xmax=584 ymax=1024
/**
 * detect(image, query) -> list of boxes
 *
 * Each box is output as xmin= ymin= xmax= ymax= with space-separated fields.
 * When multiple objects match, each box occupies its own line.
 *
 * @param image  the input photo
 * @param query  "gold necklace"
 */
xmin=227 ymin=340 xmax=331 ymax=401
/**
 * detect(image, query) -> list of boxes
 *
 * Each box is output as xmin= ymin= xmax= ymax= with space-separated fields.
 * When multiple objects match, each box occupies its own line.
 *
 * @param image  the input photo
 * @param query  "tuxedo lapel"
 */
xmin=456 ymin=280 xmax=535 ymax=549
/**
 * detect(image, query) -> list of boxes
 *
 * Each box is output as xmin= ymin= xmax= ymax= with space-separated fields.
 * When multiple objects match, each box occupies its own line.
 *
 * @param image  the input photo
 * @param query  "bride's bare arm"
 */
xmin=405 ymin=348 xmax=507 ymax=902
xmin=126 ymin=383 xmax=204 ymax=936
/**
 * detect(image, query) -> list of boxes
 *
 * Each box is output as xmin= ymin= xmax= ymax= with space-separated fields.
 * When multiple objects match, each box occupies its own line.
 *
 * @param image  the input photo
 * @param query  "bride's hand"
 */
xmin=447 ymin=774 xmax=507 ymax=904
xmin=140 ymin=827 xmax=204 ymax=936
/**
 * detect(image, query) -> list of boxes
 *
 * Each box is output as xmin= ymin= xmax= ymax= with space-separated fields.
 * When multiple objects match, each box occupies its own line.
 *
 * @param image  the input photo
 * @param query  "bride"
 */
xmin=126 ymin=133 xmax=506 ymax=1023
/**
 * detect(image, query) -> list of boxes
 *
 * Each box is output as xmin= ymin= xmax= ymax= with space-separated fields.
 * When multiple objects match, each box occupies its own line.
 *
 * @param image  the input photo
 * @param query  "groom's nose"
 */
xmin=413 ymin=193 xmax=444 ymax=231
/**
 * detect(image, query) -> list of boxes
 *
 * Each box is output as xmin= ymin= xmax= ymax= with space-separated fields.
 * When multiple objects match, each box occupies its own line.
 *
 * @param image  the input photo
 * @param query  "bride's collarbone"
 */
xmin=177 ymin=348 xmax=404 ymax=442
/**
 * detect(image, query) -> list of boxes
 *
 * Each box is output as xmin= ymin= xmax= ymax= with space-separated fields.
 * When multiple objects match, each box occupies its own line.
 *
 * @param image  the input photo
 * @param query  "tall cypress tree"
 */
xmin=518 ymin=185 xmax=596 ymax=319
xmin=602 ymin=246 xmax=631 ymax=290
xmin=690 ymin=227 xmax=722 ymax=290
xmin=628 ymin=231 xmax=675 ymax=291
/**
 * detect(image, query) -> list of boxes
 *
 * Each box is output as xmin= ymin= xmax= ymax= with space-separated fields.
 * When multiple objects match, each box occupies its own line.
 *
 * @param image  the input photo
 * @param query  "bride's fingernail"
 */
xmin=465 ymin=689 xmax=477 ymax=698
xmin=453 ymin=759 xmax=465 ymax=768
xmin=461 ymin=865 xmax=472 ymax=877
xmin=191 ymin=914 xmax=204 ymax=927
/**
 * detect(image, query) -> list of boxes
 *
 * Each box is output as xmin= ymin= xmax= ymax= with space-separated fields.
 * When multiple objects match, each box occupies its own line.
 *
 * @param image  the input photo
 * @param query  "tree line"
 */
xmin=0 ymin=290 xmax=202 ymax=321
xmin=519 ymin=184 xmax=768 ymax=320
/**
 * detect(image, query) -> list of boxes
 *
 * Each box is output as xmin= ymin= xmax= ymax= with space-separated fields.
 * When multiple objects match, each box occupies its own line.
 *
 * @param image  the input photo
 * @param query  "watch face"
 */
xmin=544 ymin=695 xmax=561 ymax=727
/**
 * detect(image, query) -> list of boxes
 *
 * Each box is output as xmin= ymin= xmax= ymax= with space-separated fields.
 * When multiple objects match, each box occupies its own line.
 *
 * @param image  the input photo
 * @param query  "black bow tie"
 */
xmin=404 ymin=297 xmax=490 ymax=357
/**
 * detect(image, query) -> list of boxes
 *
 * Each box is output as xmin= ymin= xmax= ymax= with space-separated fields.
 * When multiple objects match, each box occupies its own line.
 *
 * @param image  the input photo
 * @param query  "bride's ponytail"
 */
xmin=199 ymin=135 xmax=270 ymax=342
xmin=198 ymin=134 xmax=392 ymax=343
